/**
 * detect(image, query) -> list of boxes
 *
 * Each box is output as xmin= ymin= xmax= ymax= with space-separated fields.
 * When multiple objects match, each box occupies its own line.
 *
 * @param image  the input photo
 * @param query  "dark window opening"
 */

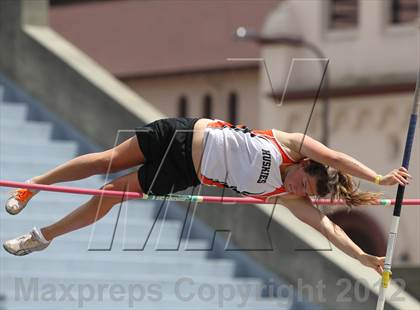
xmin=329 ymin=0 xmax=359 ymax=29
xmin=329 ymin=211 xmax=387 ymax=257
xmin=228 ymin=92 xmax=238 ymax=125
xmin=344 ymin=229 xmax=377 ymax=256
xmin=391 ymin=0 xmax=418 ymax=24
xmin=178 ymin=96 xmax=188 ymax=117
xmin=203 ymin=94 xmax=212 ymax=118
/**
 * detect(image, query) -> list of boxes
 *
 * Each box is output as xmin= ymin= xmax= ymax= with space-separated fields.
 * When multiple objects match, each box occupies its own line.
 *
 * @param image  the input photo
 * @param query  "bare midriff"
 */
xmin=191 ymin=118 xmax=213 ymax=180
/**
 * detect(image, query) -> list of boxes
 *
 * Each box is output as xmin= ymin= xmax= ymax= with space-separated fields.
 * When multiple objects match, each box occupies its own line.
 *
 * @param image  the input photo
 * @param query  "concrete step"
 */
xmin=0 ymin=179 xmax=142 ymax=209
xmin=0 ymin=117 xmax=24 ymax=127
xmin=0 ymin=214 xmax=181 ymax=234
xmin=0 ymin=241 xmax=213 ymax=262
xmin=0 ymin=174 xmax=103 ymax=188
xmin=0 ymin=102 xmax=27 ymax=121
xmin=1 ymin=219 xmax=182 ymax=244
xmin=0 ymin=123 xmax=52 ymax=141
xmin=0 ymin=205 xmax=170 ymax=222
xmin=0 ymin=269 xmax=255 ymax=284
xmin=0 ymin=274 xmax=286 ymax=310
xmin=0 ymin=195 xmax=159 ymax=214
xmin=0 ymin=181 xmax=123 ymax=194
xmin=1 ymin=255 xmax=236 ymax=277
xmin=0 ymin=213 xmax=178 ymax=242
xmin=1 ymin=271 xmax=265 ymax=295
xmin=0 ymin=165 xmax=121 ymax=186
xmin=0 ymin=188 xmax=144 ymax=204
xmin=0 ymin=252 xmax=212 ymax=265
xmin=0 ymin=162 xmax=134 ymax=186
xmin=0 ymin=196 xmax=157 ymax=219
xmin=1 ymin=136 xmax=66 ymax=145
xmin=2 ymin=294 xmax=279 ymax=309
xmin=0 ymin=190 xmax=156 ymax=212
xmin=1 ymin=231 xmax=194 ymax=252
xmin=1 ymin=232 xmax=207 ymax=252
xmin=1 ymin=220 xmax=201 ymax=250
xmin=1 ymin=161 xmax=73 ymax=175
xmin=0 ymin=207 xmax=167 ymax=225
xmin=0 ymin=237 xmax=211 ymax=258
xmin=1 ymin=154 xmax=78 ymax=165
xmin=0 ymin=118 xmax=49 ymax=129
xmin=1 ymin=294 xmax=287 ymax=310
xmin=1 ymin=233 xmax=185 ymax=253
xmin=0 ymin=140 xmax=77 ymax=157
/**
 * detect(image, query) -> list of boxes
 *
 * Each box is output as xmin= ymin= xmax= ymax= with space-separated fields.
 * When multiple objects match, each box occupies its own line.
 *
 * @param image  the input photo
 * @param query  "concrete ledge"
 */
xmin=0 ymin=72 xmax=102 ymax=155
xmin=0 ymin=0 xmax=164 ymax=149
xmin=23 ymin=25 xmax=164 ymax=126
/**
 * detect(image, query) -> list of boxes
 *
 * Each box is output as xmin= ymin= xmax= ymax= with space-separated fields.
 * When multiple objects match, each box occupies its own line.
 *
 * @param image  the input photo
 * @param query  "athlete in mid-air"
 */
xmin=3 ymin=118 xmax=411 ymax=274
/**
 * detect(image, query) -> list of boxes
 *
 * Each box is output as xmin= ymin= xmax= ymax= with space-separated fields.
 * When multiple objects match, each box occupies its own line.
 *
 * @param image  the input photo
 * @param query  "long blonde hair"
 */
xmin=304 ymin=160 xmax=382 ymax=210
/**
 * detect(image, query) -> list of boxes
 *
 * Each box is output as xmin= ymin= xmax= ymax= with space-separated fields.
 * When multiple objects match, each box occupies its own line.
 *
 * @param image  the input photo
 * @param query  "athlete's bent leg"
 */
xmin=40 ymin=171 xmax=142 ymax=241
xmin=3 ymin=172 xmax=143 ymax=255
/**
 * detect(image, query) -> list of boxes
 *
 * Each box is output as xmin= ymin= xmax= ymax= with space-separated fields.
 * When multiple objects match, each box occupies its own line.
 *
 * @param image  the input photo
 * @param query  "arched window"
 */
xmin=228 ymin=92 xmax=238 ymax=125
xmin=203 ymin=94 xmax=212 ymax=118
xmin=178 ymin=95 xmax=188 ymax=117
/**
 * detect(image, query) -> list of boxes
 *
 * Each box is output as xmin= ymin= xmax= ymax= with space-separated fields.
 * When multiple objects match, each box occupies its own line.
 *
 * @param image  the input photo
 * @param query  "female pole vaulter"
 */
xmin=3 ymin=118 xmax=411 ymax=274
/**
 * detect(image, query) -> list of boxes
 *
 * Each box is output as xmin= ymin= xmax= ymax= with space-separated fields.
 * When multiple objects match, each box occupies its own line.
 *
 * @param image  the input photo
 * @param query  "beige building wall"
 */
xmin=122 ymin=69 xmax=260 ymax=128
xmin=261 ymin=0 xmax=418 ymax=91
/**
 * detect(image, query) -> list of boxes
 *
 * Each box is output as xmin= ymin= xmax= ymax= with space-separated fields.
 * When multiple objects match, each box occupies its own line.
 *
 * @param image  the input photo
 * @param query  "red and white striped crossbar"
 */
xmin=0 ymin=180 xmax=419 ymax=206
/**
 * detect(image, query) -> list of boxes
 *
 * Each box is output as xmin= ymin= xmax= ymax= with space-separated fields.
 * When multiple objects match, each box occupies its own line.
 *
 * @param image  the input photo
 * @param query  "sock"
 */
xmin=25 ymin=179 xmax=40 ymax=194
xmin=33 ymin=226 xmax=50 ymax=244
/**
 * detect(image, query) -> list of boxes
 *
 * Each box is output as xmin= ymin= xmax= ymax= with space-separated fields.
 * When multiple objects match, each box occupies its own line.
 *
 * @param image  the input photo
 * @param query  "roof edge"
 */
xmin=269 ymin=82 xmax=416 ymax=101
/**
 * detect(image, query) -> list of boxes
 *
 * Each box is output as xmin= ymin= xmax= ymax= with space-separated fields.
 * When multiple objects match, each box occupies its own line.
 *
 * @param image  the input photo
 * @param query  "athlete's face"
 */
xmin=284 ymin=162 xmax=319 ymax=197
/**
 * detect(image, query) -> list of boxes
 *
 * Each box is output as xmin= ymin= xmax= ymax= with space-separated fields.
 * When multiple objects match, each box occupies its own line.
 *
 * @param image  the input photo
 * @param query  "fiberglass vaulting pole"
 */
xmin=376 ymin=67 xmax=420 ymax=309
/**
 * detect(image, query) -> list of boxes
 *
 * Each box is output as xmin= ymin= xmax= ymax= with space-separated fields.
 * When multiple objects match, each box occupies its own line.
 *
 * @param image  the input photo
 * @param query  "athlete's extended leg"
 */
xmin=5 ymin=135 xmax=144 ymax=215
xmin=3 ymin=171 xmax=142 ymax=255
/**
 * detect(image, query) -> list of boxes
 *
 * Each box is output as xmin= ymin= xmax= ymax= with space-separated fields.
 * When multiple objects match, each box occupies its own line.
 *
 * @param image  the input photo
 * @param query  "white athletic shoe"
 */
xmin=5 ymin=180 xmax=39 ymax=215
xmin=3 ymin=227 xmax=50 ymax=256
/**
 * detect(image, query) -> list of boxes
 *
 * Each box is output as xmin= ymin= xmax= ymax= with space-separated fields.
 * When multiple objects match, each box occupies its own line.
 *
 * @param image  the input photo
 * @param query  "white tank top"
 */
xmin=200 ymin=120 xmax=296 ymax=198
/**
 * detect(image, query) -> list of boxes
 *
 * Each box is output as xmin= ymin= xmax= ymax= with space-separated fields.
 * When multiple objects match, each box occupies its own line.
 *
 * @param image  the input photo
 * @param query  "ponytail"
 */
xmin=328 ymin=170 xmax=382 ymax=209
xmin=304 ymin=159 xmax=382 ymax=210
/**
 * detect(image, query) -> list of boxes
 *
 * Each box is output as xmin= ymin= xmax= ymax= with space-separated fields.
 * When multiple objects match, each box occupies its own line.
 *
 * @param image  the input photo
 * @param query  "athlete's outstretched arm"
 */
xmin=274 ymin=196 xmax=385 ymax=275
xmin=287 ymin=133 xmax=411 ymax=186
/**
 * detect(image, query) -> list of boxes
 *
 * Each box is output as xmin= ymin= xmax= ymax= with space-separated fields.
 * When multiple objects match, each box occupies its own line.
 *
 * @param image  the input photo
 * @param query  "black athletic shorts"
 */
xmin=134 ymin=117 xmax=201 ymax=195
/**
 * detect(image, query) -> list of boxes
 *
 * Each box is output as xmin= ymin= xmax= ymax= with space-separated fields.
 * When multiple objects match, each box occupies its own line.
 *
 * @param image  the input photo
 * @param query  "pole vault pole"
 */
xmin=376 ymin=67 xmax=420 ymax=310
